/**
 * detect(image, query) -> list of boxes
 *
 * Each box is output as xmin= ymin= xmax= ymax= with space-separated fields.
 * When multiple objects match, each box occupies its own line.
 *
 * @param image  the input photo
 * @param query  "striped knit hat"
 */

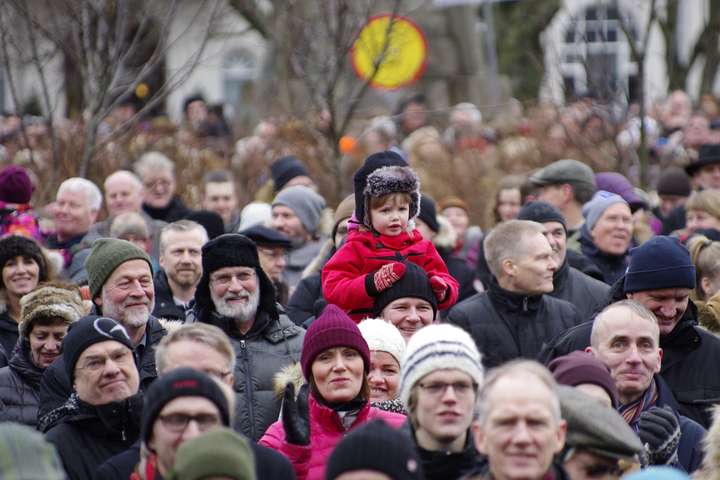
xmin=399 ymin=324 xmax=483 ymax=409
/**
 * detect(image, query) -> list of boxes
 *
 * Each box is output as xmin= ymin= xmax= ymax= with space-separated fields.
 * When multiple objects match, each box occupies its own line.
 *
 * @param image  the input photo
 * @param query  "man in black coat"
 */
xmin=152 ymin=220 xmax=208 ymax=322
xmin=517 ymin=201 xmax=610 ymax=321
xmin=447 ymin=220 xmax=583 ymax=368
xmin=541 ymin=235 xmax=720 ymax=428
xmin=45 ymin=316 xmax=143 ymax=480
xmin=38 ymin=239 xmax=167 ymax=430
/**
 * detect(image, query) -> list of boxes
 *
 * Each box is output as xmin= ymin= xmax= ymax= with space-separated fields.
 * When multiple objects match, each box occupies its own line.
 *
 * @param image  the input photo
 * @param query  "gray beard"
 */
xmin=212 ymin=288 xmax=259 ymax=324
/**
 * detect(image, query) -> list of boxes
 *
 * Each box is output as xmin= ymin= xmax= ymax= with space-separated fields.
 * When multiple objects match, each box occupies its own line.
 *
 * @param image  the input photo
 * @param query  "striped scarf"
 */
xmin=618 ymin=377 xmax=658 ymax=429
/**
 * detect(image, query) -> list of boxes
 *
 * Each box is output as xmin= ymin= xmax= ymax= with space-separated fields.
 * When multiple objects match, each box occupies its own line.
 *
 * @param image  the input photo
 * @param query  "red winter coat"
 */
xmin=322 ymin=229 xmax=459 ymax=321
xmin=259 ymin=394 xmax=405 ymax=480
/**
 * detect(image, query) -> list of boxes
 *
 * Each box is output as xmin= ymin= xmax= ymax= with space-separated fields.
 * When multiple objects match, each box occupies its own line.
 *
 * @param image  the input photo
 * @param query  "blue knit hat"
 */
xmin=624 ymin=236 xmax=696 ymax=293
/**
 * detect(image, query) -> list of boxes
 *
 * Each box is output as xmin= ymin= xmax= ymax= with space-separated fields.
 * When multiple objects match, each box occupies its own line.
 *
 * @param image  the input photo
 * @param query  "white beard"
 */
xmin=212 ymin=287 xmax=259 ymax=324
xmin=101 ymin=291 xmax=153 ymax=329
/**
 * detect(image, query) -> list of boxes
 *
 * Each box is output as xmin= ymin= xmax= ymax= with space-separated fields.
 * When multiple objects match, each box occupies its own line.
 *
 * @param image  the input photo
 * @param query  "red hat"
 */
xmin=0 ymin=165 xmax=33 ymax=204
xmin=300 ymin=304 xmax=370 ymax=380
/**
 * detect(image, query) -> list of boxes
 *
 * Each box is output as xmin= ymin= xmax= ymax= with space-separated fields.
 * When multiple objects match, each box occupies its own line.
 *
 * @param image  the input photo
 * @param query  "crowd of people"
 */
xmin=0 ymin=89 xmax=719 ymax=480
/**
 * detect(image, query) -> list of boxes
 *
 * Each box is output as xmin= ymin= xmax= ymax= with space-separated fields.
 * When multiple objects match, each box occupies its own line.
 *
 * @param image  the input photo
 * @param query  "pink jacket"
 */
xmin=259 ymin=395 xmax=406 ymax=480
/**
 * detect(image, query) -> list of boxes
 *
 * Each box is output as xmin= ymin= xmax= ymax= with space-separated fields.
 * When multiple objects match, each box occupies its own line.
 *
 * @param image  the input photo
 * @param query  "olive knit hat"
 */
xmin=167 ymin=428 xmax=256 ymax=480
xmin=85 ymin=238 xmax=152 ymax=300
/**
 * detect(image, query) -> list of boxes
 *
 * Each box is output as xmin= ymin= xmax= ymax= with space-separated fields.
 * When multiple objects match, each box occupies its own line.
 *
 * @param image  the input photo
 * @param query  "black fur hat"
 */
xmin=362 ymin=165 xmax=420 ymax=228
xmin=353 ymin=151 xmax=408 ymax=228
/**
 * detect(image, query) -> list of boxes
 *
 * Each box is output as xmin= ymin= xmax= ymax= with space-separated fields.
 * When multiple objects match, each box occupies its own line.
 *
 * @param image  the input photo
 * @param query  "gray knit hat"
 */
xmin=272 ymin=186 xmax=326 ymax=234
xmin=19 ymin=282 xmax=87 ymax=339
xmin=399 ymin=323 xmax=483 ymax=408
xmin=85 ymin=238 xmax=152 ymax=300
xmin=582 ymin=190 xmax=628 ymax=231
xmin=0 ymin=423 xmax=66 ymax=480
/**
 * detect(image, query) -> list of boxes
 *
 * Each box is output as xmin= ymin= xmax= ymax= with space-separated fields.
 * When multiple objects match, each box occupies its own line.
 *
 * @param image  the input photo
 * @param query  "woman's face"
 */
xmin=29 ymin=323 xmax=67 ymax=369
xmin=381 ymin=297 xmax=435 ymax=342
xmin=442 ymin=207 xmax=469 ymax=238
xmin=367 ymin=351 xmax=400 ymax=402
xmin=686 ymin=209 xmax=720 ymax=234
xmin=700 ymin=272 xmax=720 ymax=301
xmin=496 ymin=188 xmax=522 ymax=222
xmin=2 ymin=255 xmax=40 ymax=299
xmin=311 ymin=347 xmax=365 ymax=404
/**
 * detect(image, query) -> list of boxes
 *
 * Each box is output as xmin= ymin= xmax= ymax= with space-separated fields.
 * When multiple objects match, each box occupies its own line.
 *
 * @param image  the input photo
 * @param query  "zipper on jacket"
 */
xmin=240 ymin=340 xmax=256 ymax=440
xmin=523 ymin=297 xmax=528 ymax=312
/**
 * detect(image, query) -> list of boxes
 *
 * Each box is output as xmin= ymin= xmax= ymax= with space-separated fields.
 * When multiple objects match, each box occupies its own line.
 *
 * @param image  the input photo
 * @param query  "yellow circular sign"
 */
xmin=351 ymin=14 xmax=427 ymax=89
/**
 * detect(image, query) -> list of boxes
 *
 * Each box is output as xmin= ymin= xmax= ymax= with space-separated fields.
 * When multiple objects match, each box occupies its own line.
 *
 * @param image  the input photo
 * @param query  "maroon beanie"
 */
xmin=0 ymin=165 xmax=33 ymax=204
xmin=548 ymin=351 xmax=619 ymax=407
xmin=300 ymin=304 xmax=370 ymax=380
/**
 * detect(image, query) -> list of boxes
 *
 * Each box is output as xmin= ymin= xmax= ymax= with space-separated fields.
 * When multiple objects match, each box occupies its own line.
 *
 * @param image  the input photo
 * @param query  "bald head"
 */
xmin=590 ymin=300 xmax=659 ymax=350
xmin=104 ymin=170 xmax=144 ymax=217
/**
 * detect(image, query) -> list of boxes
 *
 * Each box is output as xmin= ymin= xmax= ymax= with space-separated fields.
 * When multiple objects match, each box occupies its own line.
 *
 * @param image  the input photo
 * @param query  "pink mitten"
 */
xmin=373 ymin=262 xmax=407 ymax=292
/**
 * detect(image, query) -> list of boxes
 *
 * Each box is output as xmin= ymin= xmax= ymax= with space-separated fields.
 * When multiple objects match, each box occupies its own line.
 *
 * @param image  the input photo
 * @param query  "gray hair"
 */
xmin=451 ymin=102 xmax=482 ymax=125
xmin=483 ymin=220 xmax=545 ymax=279
xmin=57 ymin=177 xmax=103 ymax=211
xmin=109 ymin=212 xmax=149 ymax=240
xmin=477 ymin=359 xmax=561 ymax=423
xmin=590 ymin=299 xmax=659 ymax=349
xmin=133 ymin=151 xmax=174 ymax=179
xmin=159 ymin=220 xmax=208 ymax=255
xmin=155 ymin=323 xmax=236 ymax=374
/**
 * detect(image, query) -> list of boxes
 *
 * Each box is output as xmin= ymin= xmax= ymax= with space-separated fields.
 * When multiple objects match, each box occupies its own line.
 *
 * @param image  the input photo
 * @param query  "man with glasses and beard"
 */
xmin=194 ymin=233 xmax=304 ymax=440
xmin=38 ymin=239 xmax=167 ymax=428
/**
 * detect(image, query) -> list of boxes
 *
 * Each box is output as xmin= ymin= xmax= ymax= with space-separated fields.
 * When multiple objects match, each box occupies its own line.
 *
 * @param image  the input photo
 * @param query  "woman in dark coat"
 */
xmin=0 ymin=282 xmax=85 ymax=426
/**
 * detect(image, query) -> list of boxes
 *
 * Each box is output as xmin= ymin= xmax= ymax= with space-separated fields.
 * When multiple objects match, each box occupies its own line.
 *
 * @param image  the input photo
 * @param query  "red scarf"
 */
xmin=130 ymin=454 xmax=157 ymax=480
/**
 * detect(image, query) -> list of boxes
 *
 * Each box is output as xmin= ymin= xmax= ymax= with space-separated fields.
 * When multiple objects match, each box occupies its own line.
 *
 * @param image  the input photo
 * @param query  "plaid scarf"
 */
xmin=618 ymin=377 xmax=658 ymax=429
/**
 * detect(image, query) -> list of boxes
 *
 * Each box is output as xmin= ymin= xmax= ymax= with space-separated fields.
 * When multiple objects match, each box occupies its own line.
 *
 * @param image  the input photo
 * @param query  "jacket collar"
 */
xmin=488 ymin=277 xmax=543 ymax=313
xmin=309 ymin=393 xmax=370 ymax=432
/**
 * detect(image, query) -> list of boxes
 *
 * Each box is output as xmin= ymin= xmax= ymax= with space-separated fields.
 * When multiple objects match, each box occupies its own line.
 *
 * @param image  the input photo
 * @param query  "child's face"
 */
xmin=370 ymin=196 xmax=410 ymax=236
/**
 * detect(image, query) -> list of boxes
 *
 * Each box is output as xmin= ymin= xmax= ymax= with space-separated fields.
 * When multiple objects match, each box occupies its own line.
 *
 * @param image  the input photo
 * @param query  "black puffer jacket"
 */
xmin=551 ymin=258 xmax=610 ymax=321
xmin=199 ymin=307 xmax=304 ymax=440
xmin=37 ymin=316 xmax=166 ymax=430
xmin=578 ymin=226 xmax=629 ymax=285
xmin=151 ymin=269 xmax=186 ymax=322
xmin=0 ymin=339 xmax=44 ymax=426
xmin=540 ymin=276 xmax=720 ymax=428
xmin=287 ymin=273 xmax=323 ymax=327
xmin=403 ymin=421 xmax=485 ymax=480
xmin=447 ymin=279 xmax=583 ymax=369
xmin=0 ymin=309 xmax=18 ymax=364
xmin=46 ymin=393 xmax=142 ymax=480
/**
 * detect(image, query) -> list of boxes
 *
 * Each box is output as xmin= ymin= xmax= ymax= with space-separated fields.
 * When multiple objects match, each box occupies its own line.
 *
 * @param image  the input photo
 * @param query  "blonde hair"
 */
xmin=483 ymin=220 xmax=544 ymax=279
xmin=688 ymin=235 xmax=720 ymax=300
xmin=686 ymin=190 xmax=720 ymax=220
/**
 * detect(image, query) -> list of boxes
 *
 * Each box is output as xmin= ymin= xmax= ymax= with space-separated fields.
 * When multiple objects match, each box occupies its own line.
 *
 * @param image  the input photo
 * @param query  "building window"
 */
xmin=222 ymin=48 xmax=257 ymax=117
xmin=560 ymin=3 xmax=637 ymax=102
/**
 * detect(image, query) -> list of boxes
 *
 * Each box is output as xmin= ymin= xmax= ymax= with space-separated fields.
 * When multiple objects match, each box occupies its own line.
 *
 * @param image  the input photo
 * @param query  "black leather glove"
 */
xmin=638 ymin=406 xmax=681 ymax=466
xmin=281 ymin=382 xmax=310 ymax=446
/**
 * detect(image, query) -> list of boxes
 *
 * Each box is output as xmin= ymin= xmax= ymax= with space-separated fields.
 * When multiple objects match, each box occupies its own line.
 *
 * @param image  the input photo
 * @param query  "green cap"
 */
xmin=85 ymin=238 xmax=152 ymax=300
xmin=559 ymin=386 xmax=643 ymax=460
xmin=0 ymin=423 xmax=66 ymax=480
xmin=529 ymin=159 xmax=596 ymax=188
xmin=167 ymin=428 xmax=256 ymax=480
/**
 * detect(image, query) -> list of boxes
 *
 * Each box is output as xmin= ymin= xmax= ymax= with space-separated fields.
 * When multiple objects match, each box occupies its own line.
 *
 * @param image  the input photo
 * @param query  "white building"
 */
xmin=540 ymin=0 xmax=717 ymax=105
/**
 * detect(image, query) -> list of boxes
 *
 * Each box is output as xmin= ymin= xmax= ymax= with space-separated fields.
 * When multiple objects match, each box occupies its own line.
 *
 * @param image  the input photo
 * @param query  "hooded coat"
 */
xmin=194 ymin=257 xmax=304 ymax=441
xmin=45 ymin=393 xmax=142 ymax=480
xmin=447 ymin=279 xmax=583 ymax=369
xmin=539 ymin=275 xmax=720 ymax=428
xmin=322 ymin=229 xmax=459 ymax=321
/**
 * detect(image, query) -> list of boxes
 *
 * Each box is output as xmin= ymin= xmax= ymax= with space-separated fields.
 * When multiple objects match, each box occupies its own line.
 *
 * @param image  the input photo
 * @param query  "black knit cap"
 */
xmin=656 ymin=167 xmax=691 ymax=197
xmin=624 ymin=235 xmax=695 ymax=293
xmin=271 ymin=155 xmax=310 ymax=191
xmin=517 ymin=201 xmax=567 ymax=231
xmin=195 ymin=234 xmax=277 ymax=319
xmin=325 ymin=419 xmax=423 ymax=480
xmin=418 ymin=194 xmax=439 ymax=233
xmin=353 ymin=151 xmax=408 ymax=228
xmin=142 ymin=367 xmax=231 ymax=445
xmin=0 ymin=235 xmax=48 ymax=288
xmin=63 ymin=315 xmax=135 ymax=382
xmin=372 ymin=262 xmax=438 ymax=318
xmin=184 ymin=210 xmax=225 ymax=240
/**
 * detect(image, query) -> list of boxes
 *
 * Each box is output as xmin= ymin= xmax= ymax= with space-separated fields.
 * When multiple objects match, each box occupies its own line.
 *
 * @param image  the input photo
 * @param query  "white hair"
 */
xmin=57 ymin=177 xmax=103 ymax=211
xmin=104 ymin=170 xmax=143 ymax=192
xmin=452 ymin=102 xmax=482 ymax=125
xmin=133 ymin=151 xmax=174 ymax=179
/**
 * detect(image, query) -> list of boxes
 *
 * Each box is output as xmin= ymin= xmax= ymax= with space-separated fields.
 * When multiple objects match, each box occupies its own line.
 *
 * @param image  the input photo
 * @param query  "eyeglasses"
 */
xmin=258 ymin=248 xmax=288 ymax=261
xmin=418 ymin=381 xmax=476 ymax=398
xmin=158 ymin=413 xmax=221 ymax=432
xmin=210 ymin=270 xmax=256 ymax=287
xmin=77 ymin=349 xmax=134 ymax=372
xmin=144 ymin=179 xmax=172 ymax=190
